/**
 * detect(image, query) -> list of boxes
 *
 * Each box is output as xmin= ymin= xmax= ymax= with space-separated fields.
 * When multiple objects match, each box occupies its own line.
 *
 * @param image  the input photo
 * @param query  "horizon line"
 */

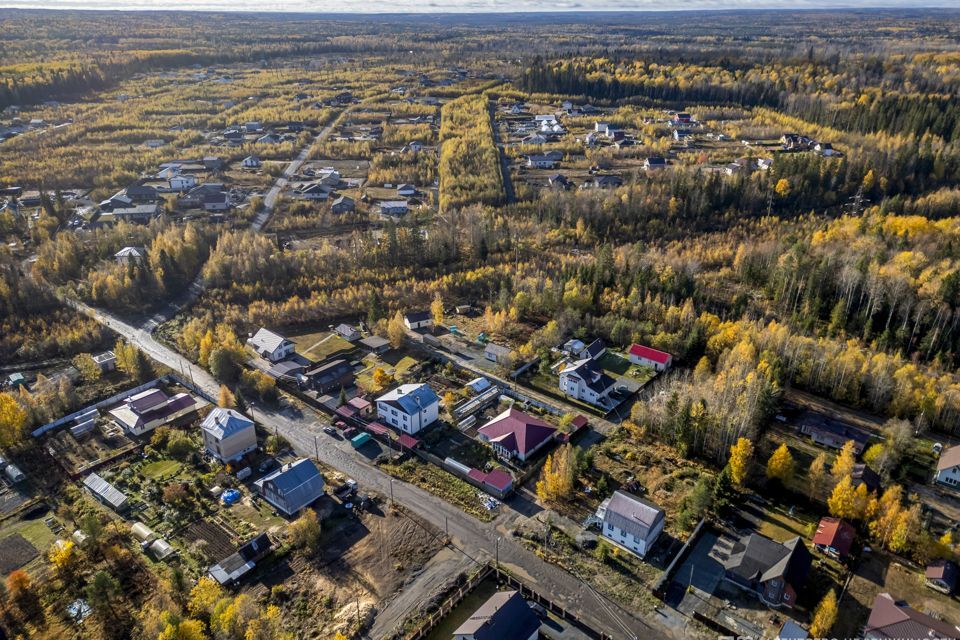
xmin=2 ymin=4 xmax=959 ymax=15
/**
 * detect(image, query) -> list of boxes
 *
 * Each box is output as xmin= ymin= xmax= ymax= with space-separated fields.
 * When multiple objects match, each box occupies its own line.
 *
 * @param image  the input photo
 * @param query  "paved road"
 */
xmin=141 ymin=113 xmax=346 ymax=332
xmin=65 ymin=300 xmax=673 ymax=640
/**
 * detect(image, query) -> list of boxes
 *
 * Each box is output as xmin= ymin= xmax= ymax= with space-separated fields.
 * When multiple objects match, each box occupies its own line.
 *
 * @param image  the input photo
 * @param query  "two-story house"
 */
xmin=376 ymin=383 xmax=439 ymax=435
xmin=596 ymin=490 xmax=665 ymax=558
xmin=559 ymin=358 xmax=616 ymax=409
xmin=201 ymin=408 xmax=257 ymax=463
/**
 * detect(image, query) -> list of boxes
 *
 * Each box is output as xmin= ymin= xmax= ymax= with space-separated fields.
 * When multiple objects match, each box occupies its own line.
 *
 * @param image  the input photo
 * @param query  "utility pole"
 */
xmin=390 ymin=479 xmax=395 ymax=505
xmin=314 ymin=435 xmax=319 ymax=460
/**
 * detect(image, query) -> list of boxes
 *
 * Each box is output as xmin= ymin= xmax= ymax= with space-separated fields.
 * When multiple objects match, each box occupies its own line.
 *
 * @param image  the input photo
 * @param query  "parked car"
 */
xmin=323 ymin=426 xmax=337 ymax=436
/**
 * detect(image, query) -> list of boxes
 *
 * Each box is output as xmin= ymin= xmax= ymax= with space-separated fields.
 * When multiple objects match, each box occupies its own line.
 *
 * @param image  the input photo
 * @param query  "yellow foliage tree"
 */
xmin=810 ymin=589 xmax=838 ymax=637
xmin=831 ymin=440 xmax=858 ymax=480
xmin=431 ymin=293 xmax=444 ymax=328
xmin=218 ymin=385 xmax=236 ymax=409
xmin=765 ymin=443 xmax=795 ymax=484
xmin=775 ymin=178 xmax=791 ymax=198
xmin=387 ymin=311 xmax=406 ymax=348
xmin=372 ymin=367 xmax=393 ymax=388
xmin=808 ymin=451 xmax=828 ymax=500
xmin=0 ymin=392 xmax=28 ymax=449
xmin=188 ymin=576 xmax=225 ymax=618
xmin=48 ymin=539 xmax=76 ymax=577
xmin=828 ymin=475 xmax=860 ymax=520
xmin=159 ymin=617 xmax=208 ymax=640
xmin=536 ymin=443 xmax=575 ymax=503
xmin=728 ymin=437 xmax=754 ymax=487
xmin=868 ymin=485 xmax=905 ymax=550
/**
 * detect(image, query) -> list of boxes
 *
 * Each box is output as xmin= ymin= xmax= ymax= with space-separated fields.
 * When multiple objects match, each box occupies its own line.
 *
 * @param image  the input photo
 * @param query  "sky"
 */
xmin=0 ymin=0 xmax=954 ymax=12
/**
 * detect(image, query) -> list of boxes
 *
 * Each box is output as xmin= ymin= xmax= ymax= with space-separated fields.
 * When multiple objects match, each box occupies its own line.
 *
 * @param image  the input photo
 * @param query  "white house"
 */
xmin=527 ymin=154 xmax=559 ymax=169
xmin=643 ymin=157 xmax=667 ymax=171
xmin=596 ymin=490 xmax=665 ymax=557
xmin=403 ymin=310 xmax=433 ymax=331
xmin=247 ymin=328 xmax=295 ymax=362
xmin=628 ymin=344 xmax=673 ymax=372
xmin=815 ymin=142 xmax=837 ymax=157
xmin=935 ymin=446 xmax=960 ymax=488
xmin=376 ymin=383 xmax=439 ymax=435
xmin=201 ymin=408 xmax=257 ymax=463
xmin=115 ymin=246 xmax=146 ymax=265
xmin=396 ymin=184 xmax=417 ymax=197
xmin=559 ymin=358 xmax=616 ymax=409
xmin=242 ymin=156 xmax=262 ymax=168
xmin=169 ymin=174 xmax=198 ymax=191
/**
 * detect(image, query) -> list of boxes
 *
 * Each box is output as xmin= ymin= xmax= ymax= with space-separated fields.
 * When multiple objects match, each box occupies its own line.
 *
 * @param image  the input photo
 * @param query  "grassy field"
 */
xmin=394 ymin=355 xmax=419 ymax=379
xmin=379 ymin=458 xmax=495 ymax=522
xmin=142 ymin=460 xmax=182 ymax=480
xmin=289 ymin=330 xmax=355 ymax=361
xmin=752 ymin=505 xmax=816 ymax=542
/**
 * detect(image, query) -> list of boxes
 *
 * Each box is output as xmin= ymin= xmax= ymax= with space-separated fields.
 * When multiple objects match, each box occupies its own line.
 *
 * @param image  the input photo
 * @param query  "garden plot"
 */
xmin=45 ymin=421 xmax=138 ymax=478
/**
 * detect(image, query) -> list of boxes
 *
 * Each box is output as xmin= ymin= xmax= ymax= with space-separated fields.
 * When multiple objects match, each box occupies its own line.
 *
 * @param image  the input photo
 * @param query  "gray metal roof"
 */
xmin=83 ymin=473 xmax=128 ymax=510
xmin=452 ymin=590 xmax=540 ymax=640
xmin=201 ymin=408 xmax=254 ymax=440
xmin=255 ymin=458 xmax=325 ymax=515
xmin=602 ymin=490 xmax=664 ymax=539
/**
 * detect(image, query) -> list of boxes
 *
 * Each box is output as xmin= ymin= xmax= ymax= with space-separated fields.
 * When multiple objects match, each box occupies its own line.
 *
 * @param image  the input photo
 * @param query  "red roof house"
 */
xmin=628 ymin=344 xmax=673 ymax=371
xmin=812 ymin=517 xmax=855 ymax=559
xmin=397 ymin=434 xmax=420 ymax=450
xmin=347 ymin=396 xmax=373 ymax=416
xmin=482 ymin=469 xmax=513 ymax=495
xmin=478 ymin=408 xmax=557 ymax=462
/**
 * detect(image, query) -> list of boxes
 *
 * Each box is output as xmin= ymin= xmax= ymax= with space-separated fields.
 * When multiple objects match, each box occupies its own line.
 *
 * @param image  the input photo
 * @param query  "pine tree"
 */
xmin=712 ymin=465 xmax=737 ymax=513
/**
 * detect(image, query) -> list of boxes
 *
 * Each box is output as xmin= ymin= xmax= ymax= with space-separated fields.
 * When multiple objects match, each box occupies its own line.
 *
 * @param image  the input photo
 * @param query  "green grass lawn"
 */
xmin=394 ymin=356 xmax=419 ymax=379
xmin=142 ymin=460 xmax=182 ymax=480
xmin=595 ymin=351 xmax=632 ymax=375
xmin=11 ymin=518 xmax=59 ymax=552
xmin=756 ymin=508 xmax=814 ymax=542
xmin=289 ymin=331 xmax=355 ymax=361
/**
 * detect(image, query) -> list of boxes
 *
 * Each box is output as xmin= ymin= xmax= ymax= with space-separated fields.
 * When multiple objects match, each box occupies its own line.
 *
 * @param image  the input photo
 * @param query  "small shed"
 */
xmin=83 ymin=473 xmax=129 ymax=513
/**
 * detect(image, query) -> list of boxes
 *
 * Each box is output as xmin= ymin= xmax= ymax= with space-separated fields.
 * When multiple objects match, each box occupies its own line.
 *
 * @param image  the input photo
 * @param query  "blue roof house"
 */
xmin=254 ymin=458 xmax=325 ymax=516
xmin=376 ymin=383 xmax=440 ymax=435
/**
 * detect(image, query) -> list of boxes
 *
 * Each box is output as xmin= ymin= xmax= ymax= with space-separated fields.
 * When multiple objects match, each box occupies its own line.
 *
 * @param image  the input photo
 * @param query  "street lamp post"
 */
xmin=390 ymin=479 xmax=395 ymax=505
xmin=495 ymin=536 xmax=501 ymax=571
